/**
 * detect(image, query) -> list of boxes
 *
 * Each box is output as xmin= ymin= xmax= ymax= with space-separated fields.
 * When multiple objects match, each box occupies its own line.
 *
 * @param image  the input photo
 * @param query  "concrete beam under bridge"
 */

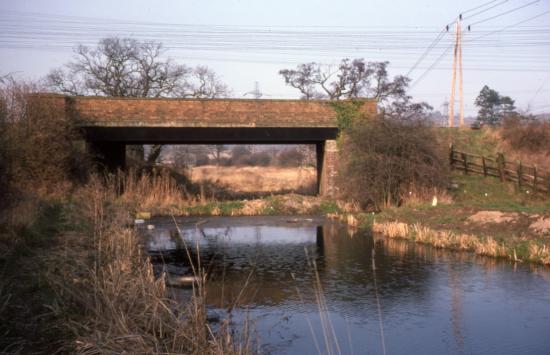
xmin=81 ymin=126 xmax=338 ymax=144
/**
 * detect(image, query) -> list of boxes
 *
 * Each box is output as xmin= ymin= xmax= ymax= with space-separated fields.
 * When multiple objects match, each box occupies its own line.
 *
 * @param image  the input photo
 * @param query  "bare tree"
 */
xmin=187 ymin=66 xmax=230 ymax=99
xmin=279 ymin=59 xmax=430 ymax=117
xmin=45 ymin=37 xmax=230 ymax=163
xmin=46 ymin=38 xmax=191 ymax=98
xmin=279 ymin=63 xmax=320 ymax=100
xmin=206 ymin=145 xmax=227 ymax=167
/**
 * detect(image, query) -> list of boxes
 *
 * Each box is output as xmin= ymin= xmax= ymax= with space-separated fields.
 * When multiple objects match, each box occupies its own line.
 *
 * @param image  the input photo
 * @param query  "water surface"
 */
xmin=143 ymin=216 xmax=550 ymax=355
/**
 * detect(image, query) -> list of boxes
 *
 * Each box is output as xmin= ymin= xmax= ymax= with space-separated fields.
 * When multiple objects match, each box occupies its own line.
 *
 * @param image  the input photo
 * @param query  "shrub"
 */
xmin=340 ymin=115 xmax=449 ymax=210
xmin=276 ymin=148 xmax=304 ymax=167
xmin=0 ymin=79 xmax=84 ymax=194
xmin=249 ymin=151 xmax=272 ymax=166
xmin=501 ymin=118 xmax=550 ymax=153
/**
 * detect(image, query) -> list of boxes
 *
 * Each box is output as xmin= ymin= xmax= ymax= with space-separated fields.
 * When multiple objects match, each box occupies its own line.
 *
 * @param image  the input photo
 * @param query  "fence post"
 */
xmin=461 ymin=152 xmax=468 ymax=174
xmin=482 ymin=156 xmax=487 ymax=177
xmin=533 ymin=165 xmax=538 ymax=193
xmin=449 ymin=143 xmax=454 ymax=169
xmin=517 ymin=161 xmax=523 ymax=189
xmin=497 ymin=153 xmax=506 ymax=182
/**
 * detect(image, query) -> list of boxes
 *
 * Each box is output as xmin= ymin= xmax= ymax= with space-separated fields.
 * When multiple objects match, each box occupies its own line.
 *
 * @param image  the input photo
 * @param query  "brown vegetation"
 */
xmin=372 ymin=220 xmax=550 ymax=265
xmin=46 ymin=177 xmax=253 ymax=354
xmin=497 ymin=118 xmax=550 ymax=170
xmin=190 ymin=165 xmax=317 ymax=195
xmin=0 ymin=77 xmax=256 ymax=352
xmin=0 ymin=78 xmax=85 ymax=201
xmin=1 ymin=171 xmax=257 ymax=353
xmin=340 ymin=115 xmax=450 ymax=210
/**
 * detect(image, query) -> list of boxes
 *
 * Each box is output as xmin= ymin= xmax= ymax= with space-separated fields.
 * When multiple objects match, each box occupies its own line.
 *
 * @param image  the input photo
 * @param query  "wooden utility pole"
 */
xmin=458 ymin=20 xmax=464 ymax=127
xmin=449 ymin=19 xmax=464 ymax=128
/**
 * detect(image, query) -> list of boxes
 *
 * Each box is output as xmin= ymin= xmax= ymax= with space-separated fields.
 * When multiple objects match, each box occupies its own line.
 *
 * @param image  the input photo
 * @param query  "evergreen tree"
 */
xmin=474 ymin=85 xmax=517 ymax=124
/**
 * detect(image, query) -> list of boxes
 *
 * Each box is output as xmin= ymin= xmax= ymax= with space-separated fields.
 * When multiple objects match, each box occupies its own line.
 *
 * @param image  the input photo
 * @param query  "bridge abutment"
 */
xmin=318 ymin=139 xmax=339 ymax=198
xmin=87 ymin=141 xmax=126 ymax=173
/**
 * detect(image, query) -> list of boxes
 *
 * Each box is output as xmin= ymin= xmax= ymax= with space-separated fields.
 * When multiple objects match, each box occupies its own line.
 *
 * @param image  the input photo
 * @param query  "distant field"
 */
xmin=190 ymin=165 xmax=317 ymax=194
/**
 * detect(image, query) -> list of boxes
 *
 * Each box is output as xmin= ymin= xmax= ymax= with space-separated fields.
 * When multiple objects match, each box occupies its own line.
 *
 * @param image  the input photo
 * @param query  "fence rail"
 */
xmin=449 ymin=144 xmax=549 ymax=194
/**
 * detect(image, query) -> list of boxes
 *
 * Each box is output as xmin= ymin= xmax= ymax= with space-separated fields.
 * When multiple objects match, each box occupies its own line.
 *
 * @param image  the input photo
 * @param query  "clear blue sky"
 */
xmin=1 ymin=0 xmax=549 ymax=115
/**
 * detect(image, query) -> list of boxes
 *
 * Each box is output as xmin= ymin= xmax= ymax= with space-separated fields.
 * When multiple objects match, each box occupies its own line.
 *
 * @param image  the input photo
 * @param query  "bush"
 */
xmin=228 ymin=146 xmax=251 ymax=166
xmin=276 ymin=148 xmax=304 ymax=167
xmin=340 ymin=115 xmax=449 ymax=210
xmin=0 ymin=79 xmax=85 ymax=196
xmin=226 ymin=146 xmax=273 ymax=166
xmin=249 ymin=151 xmax=272 ymax=166
xmin=501 ymin=118 xmax=550 ymax=153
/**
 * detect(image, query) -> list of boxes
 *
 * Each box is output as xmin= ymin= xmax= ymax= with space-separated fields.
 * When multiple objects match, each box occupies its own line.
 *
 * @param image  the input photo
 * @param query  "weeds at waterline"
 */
xmin=372 ymin=221 xmax=550 ymax=265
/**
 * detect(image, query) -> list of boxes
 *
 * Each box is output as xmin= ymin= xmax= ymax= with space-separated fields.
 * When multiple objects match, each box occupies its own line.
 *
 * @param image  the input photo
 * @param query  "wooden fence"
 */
xmin=449 ymin=144 xmax=549 ymax=194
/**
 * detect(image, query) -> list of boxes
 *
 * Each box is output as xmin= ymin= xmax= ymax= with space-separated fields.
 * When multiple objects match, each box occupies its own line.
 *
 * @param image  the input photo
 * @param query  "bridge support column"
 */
xmin=318 ymin=139 xmax=339 ymax=197
xmin=87 ymin=141 xmax=126 ymax=173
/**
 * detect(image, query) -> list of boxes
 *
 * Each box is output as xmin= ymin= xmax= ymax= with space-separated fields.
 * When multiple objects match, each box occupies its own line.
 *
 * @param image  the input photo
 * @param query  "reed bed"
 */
xmin=372 ymin=221 xmax=550 ymax=265
xmin=45 ymin=175 xmax=253 ymax=354
xmin=116 ymin=168 xmax=192 ymax=215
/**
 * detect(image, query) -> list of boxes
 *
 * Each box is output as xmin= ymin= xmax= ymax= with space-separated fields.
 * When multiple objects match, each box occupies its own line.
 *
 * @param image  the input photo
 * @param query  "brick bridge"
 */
xmin=30 ymin=95 xmax=376 ymax=196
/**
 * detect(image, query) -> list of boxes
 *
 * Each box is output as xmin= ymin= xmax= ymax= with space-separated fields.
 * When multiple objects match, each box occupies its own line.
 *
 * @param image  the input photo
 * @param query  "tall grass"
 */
xmin=372 ymin=221 xmax=550 ymax=265
xmin=117 ymin=168 xmax=192 ymax=214
xmin=44 ymin=174 xmax=253 ymax=354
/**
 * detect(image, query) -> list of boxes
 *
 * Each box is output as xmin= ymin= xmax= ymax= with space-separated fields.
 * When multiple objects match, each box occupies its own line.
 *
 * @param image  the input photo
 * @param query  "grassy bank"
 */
xmin=363 ymin=173 xmax=550 ymax=265
xmin=0 ymin=197 xmax=69 ymax=353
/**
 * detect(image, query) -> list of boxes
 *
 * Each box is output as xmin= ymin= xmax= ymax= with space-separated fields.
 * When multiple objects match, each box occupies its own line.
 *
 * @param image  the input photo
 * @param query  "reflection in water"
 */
xmin=143 ymin=216 xmax=550 ymax=355
xmin=449 ymin=263 xmax=465 ymax=352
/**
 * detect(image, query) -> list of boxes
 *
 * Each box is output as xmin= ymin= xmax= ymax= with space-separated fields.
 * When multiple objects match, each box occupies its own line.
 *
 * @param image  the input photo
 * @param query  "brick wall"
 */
xmin=26 ymin=94 xmax=67 ymax=121
xmin=64 ymin=96 xmax=377 ymax=128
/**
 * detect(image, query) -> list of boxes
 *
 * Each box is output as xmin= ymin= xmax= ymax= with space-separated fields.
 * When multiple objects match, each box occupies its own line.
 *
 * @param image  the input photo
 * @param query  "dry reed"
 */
xmin=190 ymin=165 xmax=317 ymax=194
xmin=300 ymin=248 xmax=343 ymax=355
xmin=46 ymin=174 xmax=253 ymax=354
xmin=116 ymin=168 xmax=192 ymax=215
xmin=373 ymin=221 xmax=550 ymax=265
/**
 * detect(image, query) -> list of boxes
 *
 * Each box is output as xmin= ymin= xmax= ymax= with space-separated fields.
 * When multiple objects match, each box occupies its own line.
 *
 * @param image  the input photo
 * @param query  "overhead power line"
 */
xmin=468 ymin=0 xmax=541 ymax=27
xmin=404 ymin=0 xmax=514 ymax=78
xmin=462 ymin=0 xmax=510 ymax=21
xmin=410 ymin=1 xmax=549 ymax=88
xmin=528 ymin=73 xmax=550 ymax=108
xmin=461 ymin=0 xmax=503 ymax=15
xmin=466 ymin=9 xmax=550 ymax=42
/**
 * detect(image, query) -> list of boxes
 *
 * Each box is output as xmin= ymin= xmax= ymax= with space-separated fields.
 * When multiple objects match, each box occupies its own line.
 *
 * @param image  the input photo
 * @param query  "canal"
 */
xmin=142 ymin=216 xmax=550 ymax=355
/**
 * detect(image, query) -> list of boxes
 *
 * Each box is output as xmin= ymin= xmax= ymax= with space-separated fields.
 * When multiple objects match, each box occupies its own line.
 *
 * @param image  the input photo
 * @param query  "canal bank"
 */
xmin=362 ymin=174 xmax=550 ymax=265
